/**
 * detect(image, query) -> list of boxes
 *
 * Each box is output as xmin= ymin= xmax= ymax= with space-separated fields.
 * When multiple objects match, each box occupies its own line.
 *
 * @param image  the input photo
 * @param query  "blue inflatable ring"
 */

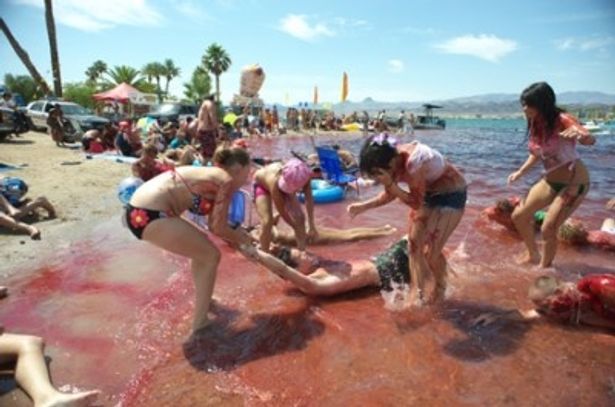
xmin=299 ymin=179 xmax=344 ymax=204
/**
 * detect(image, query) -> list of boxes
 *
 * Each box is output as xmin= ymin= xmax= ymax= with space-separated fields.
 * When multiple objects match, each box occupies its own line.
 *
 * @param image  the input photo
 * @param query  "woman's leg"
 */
xmin=408 ymin=209 xmax=432 ymax=305
xmin=0 ymin=212 xmax=40 ymax=239
xmin=142 ymin=218 xmax=221 ymax=333
xmin=13 ymin=197 xmax=56 ymax=220
xmin=540 ymin=184 xmax=589 ymax=267
xmin=512 ymin=180 xmax=556 ymax=264
xmin=270 ymin=225 xmax=396 ymax=246
xmin=0 ymin=333 xmax=99 ymax=407
xmin=424 ymin=207 xmax=464 ymax=302
xmin=255 ymin=195 xmax=275 ymax=252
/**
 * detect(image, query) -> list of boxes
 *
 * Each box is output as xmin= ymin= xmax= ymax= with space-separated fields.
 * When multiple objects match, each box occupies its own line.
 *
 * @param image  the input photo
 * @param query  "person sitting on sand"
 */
xmin=0 ymin=178 xmax=55 ymax=240
xmin=0 ymin=323 xmax=100 ymax=407
xmin=474 ymin=274 xmax=615 ymax=330
xmin=252 ymin=158 xmax=317 ymax=255
xmin=126 ymin=146 xmax=256 ymax=334
xmin=114 ymin=121 xmax=142 ymax=157
xmin=131 ymin=143 xmax=174 ymax=182
xmin=332 ymin=144 xmax=359 ymax=173
xmin=168 ymin=128 xmax=189 ymax=150
xmin=249 ymin=236 xmax=415 ymax=299
xmin=81 ymin=129 xmax=105 ymax=154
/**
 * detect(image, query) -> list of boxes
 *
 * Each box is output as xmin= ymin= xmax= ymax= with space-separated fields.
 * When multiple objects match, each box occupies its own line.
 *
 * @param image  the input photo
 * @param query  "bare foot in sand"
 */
xmin=516 ymin=251 xmax=540 ymax=265
xmin=27 ymin=225 xmax=41 ymax=240
xmin=40 ymin=389 xmax=100 ymax=407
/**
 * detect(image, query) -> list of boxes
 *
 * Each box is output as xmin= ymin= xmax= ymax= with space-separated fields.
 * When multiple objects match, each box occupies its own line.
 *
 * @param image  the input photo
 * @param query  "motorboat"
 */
xmin=414 ymin=104 xmax=446 ymax=130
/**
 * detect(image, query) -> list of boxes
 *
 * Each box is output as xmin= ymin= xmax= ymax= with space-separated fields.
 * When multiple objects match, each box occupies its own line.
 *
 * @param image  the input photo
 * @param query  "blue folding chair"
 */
xmin=315 ymin=146 xmax=360 ymax=195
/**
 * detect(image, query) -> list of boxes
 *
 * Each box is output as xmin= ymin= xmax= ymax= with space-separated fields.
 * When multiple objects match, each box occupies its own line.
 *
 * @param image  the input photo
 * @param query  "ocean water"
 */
xmin=1 ymin=121 xmax=614 ymax=406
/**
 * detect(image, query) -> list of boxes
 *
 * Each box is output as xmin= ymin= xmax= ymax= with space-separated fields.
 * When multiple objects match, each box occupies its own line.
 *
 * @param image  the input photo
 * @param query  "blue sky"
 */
xmin=2 ymin=0 xmax=615 ymax=105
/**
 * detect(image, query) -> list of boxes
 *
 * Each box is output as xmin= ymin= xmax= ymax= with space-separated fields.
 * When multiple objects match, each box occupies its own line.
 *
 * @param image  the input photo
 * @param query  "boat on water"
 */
xmin=414 ymin=104 xmax=446 ymax=130
xmin=582 ymin=120 xmax=613 ymax=135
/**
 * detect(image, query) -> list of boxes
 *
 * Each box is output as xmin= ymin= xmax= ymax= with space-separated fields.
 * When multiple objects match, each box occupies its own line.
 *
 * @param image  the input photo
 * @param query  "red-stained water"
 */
xmin=1 ymin=124 xmax=614 ymax=406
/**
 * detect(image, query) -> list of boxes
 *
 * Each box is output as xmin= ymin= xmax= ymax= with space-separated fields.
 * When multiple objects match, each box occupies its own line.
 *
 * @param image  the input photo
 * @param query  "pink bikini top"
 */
xmin=527 ymin=113 xmax=581 ymax=173
xmin=400 ymin=141 xmax=446 ymax=183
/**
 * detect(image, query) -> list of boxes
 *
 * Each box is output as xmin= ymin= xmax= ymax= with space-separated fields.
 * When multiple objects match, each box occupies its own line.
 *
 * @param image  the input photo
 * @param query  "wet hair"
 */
xmin=212 ymin=146 xmax=250 ymax=167
xmin=520 ymin=82 xmax=565 ymax=137
xmin=358 ymin=135 xmax=398 ymax=176
xmin=528 ymin=275 xmax=561 ymax=302
xmin=495 ymin=199 xmax=515 ymax=214
xmin=556 ymin=219 xmax=588 ymax=245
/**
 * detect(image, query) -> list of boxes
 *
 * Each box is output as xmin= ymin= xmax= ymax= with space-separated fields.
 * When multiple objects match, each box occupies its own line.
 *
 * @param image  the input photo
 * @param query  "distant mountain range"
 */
xmin=327 ymin=91 xmax=615 ymax=117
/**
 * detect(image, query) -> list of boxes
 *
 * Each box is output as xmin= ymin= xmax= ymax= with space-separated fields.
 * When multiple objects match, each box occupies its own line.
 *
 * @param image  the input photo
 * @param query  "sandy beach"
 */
xmin=1 ymin=131 xmax=128 ymax=276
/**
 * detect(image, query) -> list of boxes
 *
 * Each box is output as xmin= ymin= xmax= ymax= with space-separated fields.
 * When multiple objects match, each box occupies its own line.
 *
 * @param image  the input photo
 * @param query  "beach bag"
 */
xmin=239 ymin=64 xmax=266 ymax=97
xmin=0 ymin=177 xmax=28 ymax=206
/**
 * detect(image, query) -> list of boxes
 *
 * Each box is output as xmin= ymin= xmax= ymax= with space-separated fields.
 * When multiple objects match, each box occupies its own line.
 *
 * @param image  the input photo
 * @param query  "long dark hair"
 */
xmin=359 ymin=134 xmax=398 ymax=176
xmin=520 ymin=82 xmax=564 ymax=138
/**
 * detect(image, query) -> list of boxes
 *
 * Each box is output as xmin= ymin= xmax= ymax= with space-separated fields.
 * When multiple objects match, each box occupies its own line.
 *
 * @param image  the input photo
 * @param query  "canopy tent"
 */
xmin=92 ymin=83 xmax=144 ymax=104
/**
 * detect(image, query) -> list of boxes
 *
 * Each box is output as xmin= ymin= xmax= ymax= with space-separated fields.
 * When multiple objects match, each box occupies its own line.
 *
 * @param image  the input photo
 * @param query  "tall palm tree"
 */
xmin=85 ymin=60 xmax=108 ymax=86
xmin=0 ymin=18 xmax=51 ymax=94
xmin=201 ymin=43 xmax=231 ymax=103
xmin=162 ymin=58 xmax=181 ymax=97
xmin=142 ymin=62 xmax=165 ymax=102
xmin=183 ymin=67 xmax=211 ymax=104
xmin=104 ymin=65 xmax=143 ymax=87
xmin=44 ymin=0 xmax=62 ymax=97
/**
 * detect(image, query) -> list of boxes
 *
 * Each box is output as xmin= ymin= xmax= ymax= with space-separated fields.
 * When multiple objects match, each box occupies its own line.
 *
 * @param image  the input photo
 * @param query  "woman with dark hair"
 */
xmin=125 ymin=147 xmax=256 ymax=335
xmin=347 ymin=133 xmax=467 ymax=306
xmin=508 ymin=82 xmax=595 ymax=267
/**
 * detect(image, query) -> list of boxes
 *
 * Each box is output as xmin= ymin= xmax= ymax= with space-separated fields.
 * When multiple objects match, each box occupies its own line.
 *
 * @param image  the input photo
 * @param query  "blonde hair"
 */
xmin=212 ymin=146 xmax=250 ymax=167
xmin=528 ymin=275 xmax=561 ymax=302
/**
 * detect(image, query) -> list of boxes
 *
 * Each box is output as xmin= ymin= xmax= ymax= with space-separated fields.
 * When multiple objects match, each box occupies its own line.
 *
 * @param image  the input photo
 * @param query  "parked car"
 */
xmin=24 ymin=100 xmax=110 ymax=139
xmin=146 ymin=103 xmax=198 ymax=126
xmin=0 ymin=106 xmax=29 ymax=141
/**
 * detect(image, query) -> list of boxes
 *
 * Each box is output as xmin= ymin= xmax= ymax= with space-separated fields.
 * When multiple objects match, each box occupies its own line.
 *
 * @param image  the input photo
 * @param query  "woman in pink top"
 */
xmin=348 ymin=133 xmax=467 ymax=306
xmin=508 ymin=82 xmax=595 ymax=267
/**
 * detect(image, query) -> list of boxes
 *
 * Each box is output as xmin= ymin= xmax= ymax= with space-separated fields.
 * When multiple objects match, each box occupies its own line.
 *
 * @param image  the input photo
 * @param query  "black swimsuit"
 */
xmin=372 ymin=238 xmax=410 ymax=291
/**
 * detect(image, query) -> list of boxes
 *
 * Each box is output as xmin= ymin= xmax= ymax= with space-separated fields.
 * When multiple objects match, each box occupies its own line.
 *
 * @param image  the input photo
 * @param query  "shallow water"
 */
xmin=1 ymin=124 xmax=614 ymax=406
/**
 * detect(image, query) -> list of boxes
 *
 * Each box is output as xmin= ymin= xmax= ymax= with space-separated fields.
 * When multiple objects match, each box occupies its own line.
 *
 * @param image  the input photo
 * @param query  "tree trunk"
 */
xmin=44 ymin=0 xmax=62 ymax=97
xmin=215 ymin=75 xmax=220 ymax=103
xmin=0 ymin=18 xmax=51 ymax=95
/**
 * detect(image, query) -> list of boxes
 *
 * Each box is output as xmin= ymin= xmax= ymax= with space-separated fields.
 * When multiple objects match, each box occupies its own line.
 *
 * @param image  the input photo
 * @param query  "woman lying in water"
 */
xmin=474 ymin=274 xmax=615 ymax=330
xmin=249 ymin=236 xmax=412 ymax=296
xmin=249 ymin=215 xmax=397 ymax=247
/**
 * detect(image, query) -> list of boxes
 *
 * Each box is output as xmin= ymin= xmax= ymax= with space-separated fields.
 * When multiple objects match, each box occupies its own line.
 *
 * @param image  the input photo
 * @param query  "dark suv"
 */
xmin=146 ymin=103 xmax=198 ymax=125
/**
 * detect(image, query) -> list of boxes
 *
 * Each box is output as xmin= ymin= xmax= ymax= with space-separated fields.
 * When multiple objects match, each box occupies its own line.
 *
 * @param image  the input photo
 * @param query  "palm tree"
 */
xmin=142 ymin=62 xmax=165 ymax=102
xmin=44 ymin=0 xmax=62 ymax=97
xmin=104 ymin=65 xmax=143 ymax=87
xmin=0 ymin=18 xmax=51 ymax=95
xmin=162 ymin=59 xmax=181 ymax=97
xmin=201 ymin=43 xmax=231 ymax=103
xmin=85 ymin=60 xmax=108 ymax=86
xmin=183 ymin=67 xmax=211 ymax=104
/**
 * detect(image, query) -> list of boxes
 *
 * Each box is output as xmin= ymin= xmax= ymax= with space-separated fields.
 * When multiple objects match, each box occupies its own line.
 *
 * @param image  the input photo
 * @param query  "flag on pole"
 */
xmin=341 ymin=72 xmax=349 ymax=102
xmin=313 ymin=85 xmax=319 ymax=105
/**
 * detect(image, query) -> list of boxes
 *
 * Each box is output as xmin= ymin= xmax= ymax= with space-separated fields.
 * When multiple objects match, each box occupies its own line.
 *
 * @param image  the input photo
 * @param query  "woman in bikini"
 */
xmin=347 ymin=133 xmax=467 ymax=306
xmin=252 ymin=158 xmax=317 ymax=255
xmin=508 ymin=82 xmax=595 ymax=267
xmin=126 ymin=146 xmax=255 ymax=335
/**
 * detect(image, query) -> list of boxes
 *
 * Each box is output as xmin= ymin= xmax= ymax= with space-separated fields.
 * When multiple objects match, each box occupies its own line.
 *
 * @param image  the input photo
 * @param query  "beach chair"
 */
xmin=315 ymin=146 xmax=360 ymax=195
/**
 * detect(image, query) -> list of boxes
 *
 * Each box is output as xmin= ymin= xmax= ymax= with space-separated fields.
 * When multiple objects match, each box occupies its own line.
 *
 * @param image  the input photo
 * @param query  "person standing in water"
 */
xmin=508 ymin=82 xmax=595 ymax=267
xmin=347 ymin=133 xmax=467 ymax=306
xmin=125 ymin=147 xmax=255 ymax=335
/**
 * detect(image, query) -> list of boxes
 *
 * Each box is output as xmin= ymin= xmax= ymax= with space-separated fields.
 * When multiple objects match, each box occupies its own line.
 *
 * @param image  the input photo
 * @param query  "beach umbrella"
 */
xmin=223 ymin=112 xmax=238 ymax=125
xmin=341 ymin=72 xmax=348 ymax=102
xmin=313 ymin=86 xmax=319 ymax=105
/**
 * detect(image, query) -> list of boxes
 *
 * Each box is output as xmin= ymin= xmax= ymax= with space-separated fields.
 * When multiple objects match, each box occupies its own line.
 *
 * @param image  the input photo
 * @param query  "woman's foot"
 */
xmin=516 ymin=251 xmax=540 ymax=265
xmin=40 ymin=389 xmax=100 ymax=407
xmin=27 ymin=225 xmax=41 ymax=240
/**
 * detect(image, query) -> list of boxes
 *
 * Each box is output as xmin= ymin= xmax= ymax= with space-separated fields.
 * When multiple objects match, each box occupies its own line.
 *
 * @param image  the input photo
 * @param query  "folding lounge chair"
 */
xmin=315 ymin=146 xmax=360 ymax=195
